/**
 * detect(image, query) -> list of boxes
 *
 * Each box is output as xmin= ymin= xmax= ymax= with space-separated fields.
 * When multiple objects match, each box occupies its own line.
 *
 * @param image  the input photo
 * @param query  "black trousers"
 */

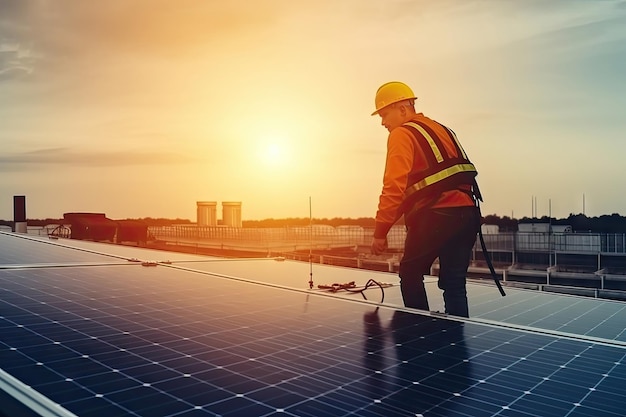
xmin=398 ymin=205 xmax=480 ymax=317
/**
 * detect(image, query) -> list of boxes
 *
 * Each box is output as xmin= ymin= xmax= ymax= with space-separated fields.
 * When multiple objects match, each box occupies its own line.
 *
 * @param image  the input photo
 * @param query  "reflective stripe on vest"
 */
xmin=403 ymin=122 xmax=444 ymax=163
xmin=404 ymin=163 xmax=477 ymax=199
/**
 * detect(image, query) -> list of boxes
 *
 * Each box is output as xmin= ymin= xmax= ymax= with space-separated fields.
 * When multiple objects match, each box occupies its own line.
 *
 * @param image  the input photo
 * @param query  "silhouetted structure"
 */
xmin=116 ymin=219 xmax=149 ymax=245
xmin=64 ymin=213 xmax=116 ymax=241
xmin=13 ymin=195 xmax=27 ymax=233
xmin=62 ymin=213 xmax=149 ymax=244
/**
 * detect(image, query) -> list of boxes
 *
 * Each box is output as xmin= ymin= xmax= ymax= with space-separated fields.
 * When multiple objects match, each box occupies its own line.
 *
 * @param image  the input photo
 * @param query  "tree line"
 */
xmin=482 ymin=213 xmax=626 ymax=233
xmin=3 ymin=213 xmax=626 ymax=233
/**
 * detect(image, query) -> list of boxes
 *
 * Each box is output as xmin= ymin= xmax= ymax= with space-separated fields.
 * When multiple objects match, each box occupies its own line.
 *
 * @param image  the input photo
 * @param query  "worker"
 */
xmin=370 ymin=81 xmax=481 ymax=317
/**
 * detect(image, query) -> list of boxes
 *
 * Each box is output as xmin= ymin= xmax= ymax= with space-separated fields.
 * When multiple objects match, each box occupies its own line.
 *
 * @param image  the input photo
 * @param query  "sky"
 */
xmin=1 ymin=0 xmax=625 ymax=222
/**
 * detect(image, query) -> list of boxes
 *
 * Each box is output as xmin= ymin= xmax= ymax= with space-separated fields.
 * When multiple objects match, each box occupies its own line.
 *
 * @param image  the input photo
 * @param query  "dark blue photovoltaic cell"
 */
xmin=1 ymin=260 xmax=626 ymax=417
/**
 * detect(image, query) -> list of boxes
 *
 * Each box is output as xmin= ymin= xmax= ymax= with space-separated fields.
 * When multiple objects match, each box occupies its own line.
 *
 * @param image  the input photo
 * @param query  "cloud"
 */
xmin=0 ymin=0 xmax=37 ymax=23
xmin=507 ymin=12 xmax=626 ymax=54
xmin=2 ymin=0 xmax=298 ymax=67
xmin=0 ymin=66 xmax=30 ymax=81
xmin=0 ymin=0 xmax=320 ymax=112
xmin=0 ymin=43 xmax=36 ymax=82
xmin=0 ymin=147 xmax=197 ymax=171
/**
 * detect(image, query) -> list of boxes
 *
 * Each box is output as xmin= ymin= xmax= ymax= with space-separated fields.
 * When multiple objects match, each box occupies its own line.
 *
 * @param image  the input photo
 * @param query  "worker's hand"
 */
xmin=371 ymin=237 xmax=388 ymax=255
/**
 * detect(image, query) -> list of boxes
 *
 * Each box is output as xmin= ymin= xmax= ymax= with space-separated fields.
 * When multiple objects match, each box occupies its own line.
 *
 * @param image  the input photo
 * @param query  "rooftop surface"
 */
xmin=1 ymin=232 xmax=626 ymax=416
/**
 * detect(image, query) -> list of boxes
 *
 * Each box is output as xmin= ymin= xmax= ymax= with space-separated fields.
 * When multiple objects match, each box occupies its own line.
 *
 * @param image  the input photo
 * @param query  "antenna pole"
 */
xmin=308 ymin=196 xmax=313 ymax=289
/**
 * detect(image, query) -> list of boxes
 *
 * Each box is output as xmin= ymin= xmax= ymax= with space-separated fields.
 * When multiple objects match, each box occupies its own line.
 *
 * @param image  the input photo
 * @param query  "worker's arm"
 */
xmin=373 ymin=127 xmax=416 ymax=240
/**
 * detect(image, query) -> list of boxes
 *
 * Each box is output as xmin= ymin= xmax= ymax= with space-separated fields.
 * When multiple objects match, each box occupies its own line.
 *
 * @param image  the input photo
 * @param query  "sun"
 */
xmin=258 ymin=135 xmax=291 ymax=168
xmin=264 ymin=143 xmax=283 ymax=164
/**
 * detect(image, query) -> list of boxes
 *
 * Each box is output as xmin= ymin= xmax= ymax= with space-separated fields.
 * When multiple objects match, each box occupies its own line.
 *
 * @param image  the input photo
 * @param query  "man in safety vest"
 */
xmin=370 ymin=81 xmax=481 ymax=317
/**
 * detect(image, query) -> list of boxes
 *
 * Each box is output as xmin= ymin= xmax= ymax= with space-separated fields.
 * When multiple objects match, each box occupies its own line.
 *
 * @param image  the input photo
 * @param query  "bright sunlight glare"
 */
xmin=265 ymin=143 xmax=283 ymax=163
xmin=258 ymin=134 xmax=292 ymax=168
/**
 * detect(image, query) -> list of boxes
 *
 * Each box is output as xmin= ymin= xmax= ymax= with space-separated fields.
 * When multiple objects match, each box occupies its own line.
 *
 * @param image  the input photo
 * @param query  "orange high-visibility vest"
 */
xmin=400 ymin=120 xmax=479 ymax=214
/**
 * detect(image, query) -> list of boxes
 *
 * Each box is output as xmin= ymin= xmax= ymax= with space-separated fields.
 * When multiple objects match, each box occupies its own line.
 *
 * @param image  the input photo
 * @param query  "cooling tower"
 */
xmin=196 ymin=201 xmax=217 ymax=226
xmin=222 ymin=201 xmax=242 ymax=228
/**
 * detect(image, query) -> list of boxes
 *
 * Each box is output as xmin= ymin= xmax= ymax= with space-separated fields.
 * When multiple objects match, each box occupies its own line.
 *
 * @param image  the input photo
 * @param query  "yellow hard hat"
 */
xmin=371 ymin=81 xmax=417 ymax=116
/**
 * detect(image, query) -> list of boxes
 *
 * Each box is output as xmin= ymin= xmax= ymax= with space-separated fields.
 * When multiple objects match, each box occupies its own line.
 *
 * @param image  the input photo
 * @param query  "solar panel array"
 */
xmin=170 ymin=258 xmax=626 ymax=342
xmin=1 ymin=232 xmax=626 ymax=417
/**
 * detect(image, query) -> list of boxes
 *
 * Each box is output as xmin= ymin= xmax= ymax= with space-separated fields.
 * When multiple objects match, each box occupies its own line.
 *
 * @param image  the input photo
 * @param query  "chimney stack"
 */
xmin=13 ymin=195 xmax=27 ymax=233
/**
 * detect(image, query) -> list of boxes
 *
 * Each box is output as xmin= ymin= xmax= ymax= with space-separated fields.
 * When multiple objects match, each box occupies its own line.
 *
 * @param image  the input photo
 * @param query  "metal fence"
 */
xmin=19 ymin=223 xmax=626 ymax=257
xmin=148 ymin=224 xmax=399 ymax=252
xmin=149 ymin=226 xmax=626 ymax=257
xmin=478 ymin=232 xmax=626 ymax=254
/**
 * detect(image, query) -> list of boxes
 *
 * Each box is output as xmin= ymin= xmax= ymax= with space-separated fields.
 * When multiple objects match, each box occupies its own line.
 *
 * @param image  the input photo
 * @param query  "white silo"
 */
xmin=222 ymin=201 xmax=242 ymax=228
xmin=196 ymin=201 xmax=217 ymax=226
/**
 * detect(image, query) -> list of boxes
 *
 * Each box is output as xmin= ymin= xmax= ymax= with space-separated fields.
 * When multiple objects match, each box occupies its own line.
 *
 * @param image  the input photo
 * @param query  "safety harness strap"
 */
xmin=405 ymin=163 xmax=477 ymax=199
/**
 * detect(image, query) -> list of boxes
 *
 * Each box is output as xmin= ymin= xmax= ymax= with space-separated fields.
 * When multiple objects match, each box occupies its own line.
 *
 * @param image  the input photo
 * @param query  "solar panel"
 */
xmin=33 ymin=235 xmax=226 ymax=263
xmin=0 ymin=232 xmax=219 ymax=265
xmin=469 ymin=287 xmax=626 ymax=342
xmin=1 ymin=234 xmax=626 ymax=417
xmin=170 ymin=258 xmax=626 ymax=342
xmin=0 ymin=233 xmax=125 ymax=266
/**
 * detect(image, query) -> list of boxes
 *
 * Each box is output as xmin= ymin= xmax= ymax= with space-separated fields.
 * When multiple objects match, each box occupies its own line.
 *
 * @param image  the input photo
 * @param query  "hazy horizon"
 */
xmin=3 ymin=206 xmax=623 ymax=224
